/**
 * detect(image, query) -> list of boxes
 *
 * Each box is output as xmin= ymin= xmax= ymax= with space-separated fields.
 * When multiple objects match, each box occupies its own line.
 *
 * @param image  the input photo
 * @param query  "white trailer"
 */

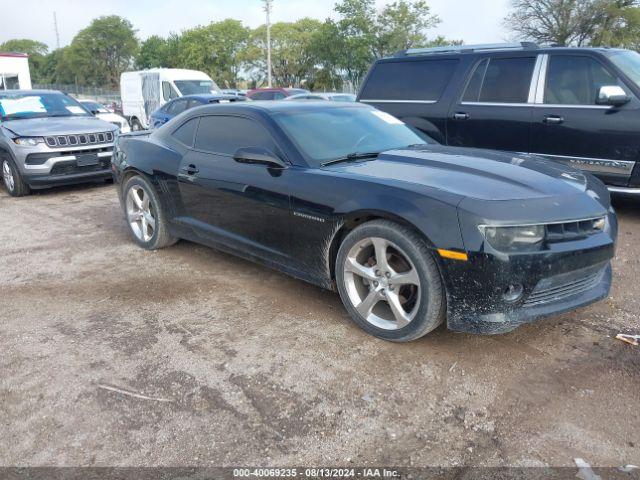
xmin=120 ymin=68 xmax=220 ymax=130
xmin=0 ymin=52 xmax=32 ymax=90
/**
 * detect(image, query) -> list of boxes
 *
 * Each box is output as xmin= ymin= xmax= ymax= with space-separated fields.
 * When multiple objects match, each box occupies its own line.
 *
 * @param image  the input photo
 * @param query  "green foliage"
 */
xmin=63 ymin=15 xmax=139 ymax=87
xmin=0 ymin=39 xmax=49 ymax=83
xmin=505 ymin=0 xmax=640 ymax=47
xmin=137 ymin=35 xmax=170 ymax=69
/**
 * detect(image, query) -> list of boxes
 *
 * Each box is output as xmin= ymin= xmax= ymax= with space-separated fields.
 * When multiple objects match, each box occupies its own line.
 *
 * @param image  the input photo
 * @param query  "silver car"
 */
xmin=0 ymin=90 xmax=118 ymax=197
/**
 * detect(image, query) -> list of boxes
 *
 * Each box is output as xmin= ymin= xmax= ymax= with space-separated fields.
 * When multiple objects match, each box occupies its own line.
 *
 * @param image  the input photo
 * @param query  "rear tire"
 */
xmin=2 ymin=155 xmax=30 ymax=197
xmin=335 ymin=219 xmax=445 ymax=342
xmin=122 ymin=175 xmax=177 ymax=250
xmin=130 ymin=118 xmax=143 ymax=131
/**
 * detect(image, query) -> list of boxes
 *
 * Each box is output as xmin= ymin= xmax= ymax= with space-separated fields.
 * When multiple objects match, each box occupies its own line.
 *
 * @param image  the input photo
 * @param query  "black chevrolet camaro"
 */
xmin=112 ymin=102 xmax=617 ymax=342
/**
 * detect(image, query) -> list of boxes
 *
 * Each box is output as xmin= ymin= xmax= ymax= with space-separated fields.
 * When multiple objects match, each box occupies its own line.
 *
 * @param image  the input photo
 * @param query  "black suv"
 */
xmin=358 ymin=43 xmax=640 ymax=194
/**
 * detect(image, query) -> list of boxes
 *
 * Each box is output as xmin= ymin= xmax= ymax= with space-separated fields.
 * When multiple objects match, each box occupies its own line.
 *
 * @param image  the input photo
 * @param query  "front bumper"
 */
xmin=440 ymin=212 xmax=617 ymax=335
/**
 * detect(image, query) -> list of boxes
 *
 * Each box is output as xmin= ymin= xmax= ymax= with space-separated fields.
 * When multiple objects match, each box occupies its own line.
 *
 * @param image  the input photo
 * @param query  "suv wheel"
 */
xmin=122 ymin=175 xmax=177 ymax=250
xmin=336 ymin=220 xmax=445 ymax=342
xmin=2 ymin=156 xmax=30 ymax=197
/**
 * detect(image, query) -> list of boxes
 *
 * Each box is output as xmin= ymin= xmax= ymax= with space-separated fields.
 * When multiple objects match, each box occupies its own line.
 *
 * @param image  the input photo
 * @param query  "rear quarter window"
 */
xmin=360 ymin=59 xmax=459 ymax=102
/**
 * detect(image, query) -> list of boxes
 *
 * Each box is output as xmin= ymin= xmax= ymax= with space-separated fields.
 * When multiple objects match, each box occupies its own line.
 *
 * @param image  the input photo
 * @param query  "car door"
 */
xmin=177 ymin=114 xmax=291 ymax=259
xmin=530 ymin=53 xmax=639 ymax=187
xmin=447 ymin=55 xmax=537 ymax=153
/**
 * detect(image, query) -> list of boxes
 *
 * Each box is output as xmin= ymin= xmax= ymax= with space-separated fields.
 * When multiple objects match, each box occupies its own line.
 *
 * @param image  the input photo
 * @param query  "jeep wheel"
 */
xmin=2 ymin=156 xmax=30 ymax=197
xmin=336 ymin=220 xmax=445 ymax=342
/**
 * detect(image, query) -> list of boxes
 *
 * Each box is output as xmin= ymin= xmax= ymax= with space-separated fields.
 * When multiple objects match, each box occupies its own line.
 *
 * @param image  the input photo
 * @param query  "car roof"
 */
xmin=185 ymin=100 xmax=371 ymax=117
xmin=172 ymin=93 xmax=236 ymax=101
xmin=0 ymin=89 xmax=62 ymax=95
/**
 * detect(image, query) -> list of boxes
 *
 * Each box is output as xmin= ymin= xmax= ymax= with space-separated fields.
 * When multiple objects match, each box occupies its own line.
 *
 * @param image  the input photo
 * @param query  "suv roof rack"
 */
xmin=395 ymin=42 xmax=539 ymax=57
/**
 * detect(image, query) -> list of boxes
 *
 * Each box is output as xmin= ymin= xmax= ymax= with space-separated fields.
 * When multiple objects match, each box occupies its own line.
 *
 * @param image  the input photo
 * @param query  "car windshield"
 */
xmin=607 ymin=50 xmax=640 ymax=89
xmin=174 ymin=80 xmax=221 ymax=95
xmin=81 ymin=101 xmax=109 ymax=113
xmin=273 ymin=107 xmax=431 ymax=166
xmin=0 ymin=92 xmax=91 ymax=121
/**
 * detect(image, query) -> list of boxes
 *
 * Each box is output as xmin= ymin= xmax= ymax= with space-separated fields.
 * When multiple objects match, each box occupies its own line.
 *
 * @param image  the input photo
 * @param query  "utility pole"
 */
xmin=53 ymin=11 xmax=61 ymax=50
xmin=263 ymin=0 xmax=273 ymax=87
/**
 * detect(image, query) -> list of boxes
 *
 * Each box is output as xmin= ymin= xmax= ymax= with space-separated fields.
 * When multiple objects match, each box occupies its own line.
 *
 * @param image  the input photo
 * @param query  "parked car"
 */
xmin=358 ymin=42 xmax=640 ymax=194
xmin=149 ymin=93 xmax=245 ymax=129
xmin=285 ymin=92 xmax=357 ymax=102
xmin=0 ymin=90 xmax=118 ymax=196
xmin=246 ymin=87 xmax=308 ymax=101
xmin=221 ymin=89 xmax=247 ymax=98
xmin=79 ymin=99 xmax=131 ymax=133
xmin=120 ymin=68 xmax=221 ymax=131
xmin=112 ymin=101 xmax=617 ymax=341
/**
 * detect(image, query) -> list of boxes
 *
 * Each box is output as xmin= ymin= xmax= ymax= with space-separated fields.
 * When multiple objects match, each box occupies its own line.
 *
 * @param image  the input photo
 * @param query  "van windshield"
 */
xmin=174 ymin=80 xmax=221 ymax=95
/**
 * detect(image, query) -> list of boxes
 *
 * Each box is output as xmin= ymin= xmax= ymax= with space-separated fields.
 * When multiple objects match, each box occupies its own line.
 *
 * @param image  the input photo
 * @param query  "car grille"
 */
xmin=49 ymin=157 xmax=112 ymax=176
xmin=25 ymin=147 xmax=112 ymax=165
xmin=545 ymin=217 xmax=605 ymax=243
xmin=523 ymin=265 xmax=606 ymax=307
xmin=45 ymin=131 xmax=114 ymax=148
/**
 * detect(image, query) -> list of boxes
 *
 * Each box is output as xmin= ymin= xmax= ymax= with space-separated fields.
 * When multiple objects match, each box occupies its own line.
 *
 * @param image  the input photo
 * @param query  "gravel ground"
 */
xmin=0 ymin=182 xmax=638 ymax=468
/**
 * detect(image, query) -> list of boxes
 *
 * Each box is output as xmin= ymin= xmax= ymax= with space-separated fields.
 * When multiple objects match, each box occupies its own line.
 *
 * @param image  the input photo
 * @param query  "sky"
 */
xmin=0 ymin=0 xmax=511 ymax=50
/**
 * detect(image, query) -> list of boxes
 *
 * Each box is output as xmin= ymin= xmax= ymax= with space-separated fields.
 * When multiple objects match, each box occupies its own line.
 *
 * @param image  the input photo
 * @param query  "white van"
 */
xmin=0 ymin=52 xmax=32 ymax=90
xmin=120 ymin=69 xmax=221 ymax=130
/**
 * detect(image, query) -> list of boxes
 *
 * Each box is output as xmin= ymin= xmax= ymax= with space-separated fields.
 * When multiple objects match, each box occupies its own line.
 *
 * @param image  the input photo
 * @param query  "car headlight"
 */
xmin=13 ymin=137 xmax=44 ymax=146
xmin=479 ymin=224 xmax=545 ymax=252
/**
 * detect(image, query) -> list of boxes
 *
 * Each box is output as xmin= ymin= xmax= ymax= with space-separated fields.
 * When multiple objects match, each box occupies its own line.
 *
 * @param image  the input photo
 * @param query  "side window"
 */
xmin=462 ymin=59 xmax=489 ymax=102
xmin=162 ymin=81 xmax=179 ymax=101
xmin=274 ymin=92 xmax=286 ymax=100
xmin=360 ymin=59 xmax=458 ymax=101
xmin=170 ymin=99 xmax=188 ymax=115
xmin=251 ymin=91 xmax=274 ymax=100
xmin=476 ymin=57 xmax=536 ymax=103
xmin=545 ymin=55 xmax=619 ymax=105
xmin=186 ymin=99 xmax=202 ymax=110
xmin=171 ymin=117 xmax=199 ymax=147
xmin=194 ymin=116 xmax=277 ymax=155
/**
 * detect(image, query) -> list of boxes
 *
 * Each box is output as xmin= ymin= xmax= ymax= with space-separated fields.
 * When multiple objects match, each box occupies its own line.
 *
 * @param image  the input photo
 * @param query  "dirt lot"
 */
xmin=0 ymin=182 xmax=638 ymax=468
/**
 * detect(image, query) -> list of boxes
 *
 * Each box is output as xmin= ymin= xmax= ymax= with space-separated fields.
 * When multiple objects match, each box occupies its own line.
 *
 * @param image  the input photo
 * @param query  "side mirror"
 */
xmin=233 ymin=147 xmax=287 ymax=169
xmin=596 ymin=85 xmax=630 ymax=106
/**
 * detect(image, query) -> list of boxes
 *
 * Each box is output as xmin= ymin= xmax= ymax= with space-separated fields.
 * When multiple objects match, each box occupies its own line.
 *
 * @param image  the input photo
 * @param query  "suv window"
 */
xmin=162 ymin=81 xmax=179 ymax=101
xmin=360 ymin=59 xmax=458 ymax=101
xmin=172 ymin=118 xmax=199 ymax=147
xmin=251 ymin=91 xmax=274 ymax=100
xmin=545 ymin=55 xmax=619 ymax=105
xmin=463 ymin=57 xmax=536 ymax=104
xmin=194 ymin=115 xmax=276 ymax=155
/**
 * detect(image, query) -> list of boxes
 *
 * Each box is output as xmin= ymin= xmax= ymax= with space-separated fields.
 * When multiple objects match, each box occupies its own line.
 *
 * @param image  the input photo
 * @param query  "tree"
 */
xmin=64 ymin=15 xmax=138 ymax=87
xmin=175 ymin=20 xmax=250 ymax=87
xmin=505 ymin=0 xmax=640 ymax=46
xmin=244 ymin=18 xmax=323 ymax=87
xmin=136 ymin=35 xmax=170 ymax=69
xmin=0 ymin=39 xmax=49 ymax=83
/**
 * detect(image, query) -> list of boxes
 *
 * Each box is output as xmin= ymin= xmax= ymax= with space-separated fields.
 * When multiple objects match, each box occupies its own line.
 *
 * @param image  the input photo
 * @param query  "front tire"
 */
xmin=336 ymin=220 xmax=445 ymax=342
xmin=122 ymin=175 xmax=177 ymax=250
xmin=2 ymin=155 xmax=30 ymax=197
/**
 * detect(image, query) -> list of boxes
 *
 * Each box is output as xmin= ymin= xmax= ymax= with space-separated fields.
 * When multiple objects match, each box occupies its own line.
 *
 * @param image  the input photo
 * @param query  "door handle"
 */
xmin=543 ymin=115 xmax=564 ymax=125
xmin=180 ymin=164 xmax=199 ymax=175
xmin=453 ymin=112 xmax=470 ymax=120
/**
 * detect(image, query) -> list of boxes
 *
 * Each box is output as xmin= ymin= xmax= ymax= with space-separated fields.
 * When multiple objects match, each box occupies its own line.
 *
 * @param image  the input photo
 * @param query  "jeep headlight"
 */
xmin=479 ymin=224 xmax=545 ymax=252
xmin=13 ymin=137 xmax=44 ymax=146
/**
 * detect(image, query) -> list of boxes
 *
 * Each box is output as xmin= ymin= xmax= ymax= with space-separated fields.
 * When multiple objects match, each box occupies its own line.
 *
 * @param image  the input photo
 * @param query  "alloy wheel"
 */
xmin=343 ymin=237 xmax=422 ymax=330
xmin=126 ymin=185 xmax=156 ymax=242
xmin=2 ymin=160 xmax=15 ymax=192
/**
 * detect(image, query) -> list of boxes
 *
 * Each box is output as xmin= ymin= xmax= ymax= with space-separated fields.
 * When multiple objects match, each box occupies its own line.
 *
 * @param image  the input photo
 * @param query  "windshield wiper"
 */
xmin=320 ymin=151 xmax=381 ymax=167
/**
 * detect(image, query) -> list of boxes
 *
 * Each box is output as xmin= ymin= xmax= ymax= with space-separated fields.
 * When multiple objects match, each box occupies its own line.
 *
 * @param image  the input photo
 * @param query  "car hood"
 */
xmin=1 ymin=116 xmax=117 ymax=137
xmin=324 ymin=145 xmax=593 ymax=201
xmin=95 ymin=112 xmax=126 ymax=124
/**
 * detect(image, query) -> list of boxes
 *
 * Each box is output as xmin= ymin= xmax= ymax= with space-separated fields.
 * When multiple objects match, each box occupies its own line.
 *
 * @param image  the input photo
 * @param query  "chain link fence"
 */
xmin=33 ymin=84 xmax=121 ymax=106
